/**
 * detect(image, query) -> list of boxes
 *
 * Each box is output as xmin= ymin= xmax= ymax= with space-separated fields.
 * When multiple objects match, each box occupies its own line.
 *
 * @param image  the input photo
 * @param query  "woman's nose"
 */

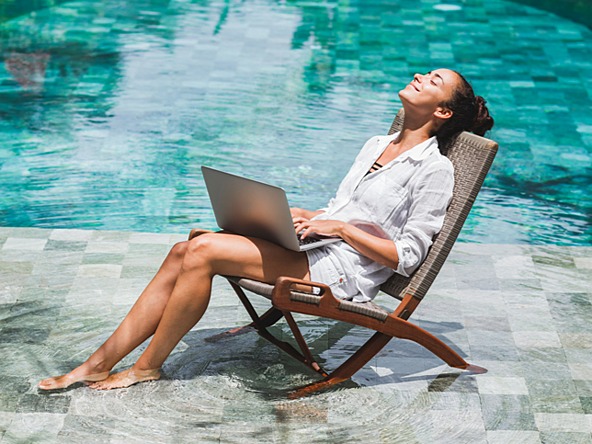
xmin=414 ymin=73 xmax=423 ymax=82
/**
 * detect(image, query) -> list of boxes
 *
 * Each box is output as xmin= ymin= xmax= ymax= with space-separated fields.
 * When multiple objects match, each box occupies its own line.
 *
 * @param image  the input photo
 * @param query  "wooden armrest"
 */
xmin=272 ymin=276 xmax=340 ymax=311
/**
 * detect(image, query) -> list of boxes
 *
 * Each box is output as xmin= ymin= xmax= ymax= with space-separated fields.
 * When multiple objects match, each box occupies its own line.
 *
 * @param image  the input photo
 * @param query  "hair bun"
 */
xmin=472 ymin=96 xmax=494 ymax=136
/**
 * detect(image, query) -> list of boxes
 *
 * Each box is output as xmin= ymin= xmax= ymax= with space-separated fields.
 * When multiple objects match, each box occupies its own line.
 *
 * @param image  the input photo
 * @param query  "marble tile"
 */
xmin=50 ymin=229 xmax=94 ymax=242
xmin=481 ymin=394 xmax=537 ymax=431
xmin=120 ymin=265 xmax=159 ymax=279
xmin=82 ymin=253 xmax=125 ymax=265
xmin=565 ymin=348 xmax=592 ymax=364
xmin=2 ymin=238 xmax=47 ymax=251
xmin=1 ymin=228 xmax=591 ymax=441
xmin=16 ymin=394 xmax=71 ymax=414
xmin=478 ymin=377 xmax=529 ymax=396
xmin=493 ymin=254 xmax=537 ymax=279
xmin=44 ymin=240 xmax=88 ymax=252
xmin=574 ymin=257 xmax=592 ymax=270
xmin=4 ymin=229 xmax=51 ymax=240
xmin=539 ymin=432 xmax=592 ymax=444
xmin=84 ymin=241 xmax=129 ymax=255
xmin=0 ymin=412 xmax=14 ymax=437
xmin=412 ymin=409 xmax=487 ymax=442
xmin=534 ymin=413 xmax=592 ymax=433
xmin=77 ymin=263 xmax=122 ymax=278
xmin=527 ymin=379 xmax=583 ymax=414
xmin=570 ymin=364 xmax=592 ymax=381
xmin=499 ymin=279 xmax=544 ymax=291
xmin=129 ymin=232 xmax=173 ymax=245
xmin=464 ymin=316 xmax=511 ymax=332
xmin=537 ymin=268 xmax=591 ymax=293
xmin=513 ymin=331 xmax=563 ymax=349
xmin=3 ymin=413 xmax=66 ymax=442
xmin=486 ymin=430 xmax=541 ymax=444
xmin=560 ymin=333 xmax=592 ymax=349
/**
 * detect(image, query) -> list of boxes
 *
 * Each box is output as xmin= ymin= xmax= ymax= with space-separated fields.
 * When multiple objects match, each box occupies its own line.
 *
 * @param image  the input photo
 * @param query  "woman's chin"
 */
xmin=398 ymin=88 xmax=414 ymax=105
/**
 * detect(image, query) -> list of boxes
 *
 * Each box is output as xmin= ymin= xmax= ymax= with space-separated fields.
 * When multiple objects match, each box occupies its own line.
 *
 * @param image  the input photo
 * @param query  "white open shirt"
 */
xmin=306 ymin=132 xmax=454 ymax=302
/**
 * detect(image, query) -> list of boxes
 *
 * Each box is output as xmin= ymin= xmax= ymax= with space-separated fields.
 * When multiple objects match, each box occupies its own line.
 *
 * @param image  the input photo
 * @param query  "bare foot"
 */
xmin=88 ymin=368 xmax=160 ymax=390
xmin=38 ymin=370 xmax=110 ymax=391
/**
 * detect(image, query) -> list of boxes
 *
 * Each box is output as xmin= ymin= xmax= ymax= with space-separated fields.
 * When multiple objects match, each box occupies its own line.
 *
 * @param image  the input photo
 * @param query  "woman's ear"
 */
xmin=434 ymin=106 xmax=453 ymax=121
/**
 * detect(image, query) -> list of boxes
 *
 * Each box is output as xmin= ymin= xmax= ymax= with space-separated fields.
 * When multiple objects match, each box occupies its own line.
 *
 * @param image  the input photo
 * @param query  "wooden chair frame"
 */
xmin=201 ymin=110 xmax=498 ymax=397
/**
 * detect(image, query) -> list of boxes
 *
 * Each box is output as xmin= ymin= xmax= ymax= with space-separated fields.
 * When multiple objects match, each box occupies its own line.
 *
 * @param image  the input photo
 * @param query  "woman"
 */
xmin=39 ymin=68 xmax=493 ymax=390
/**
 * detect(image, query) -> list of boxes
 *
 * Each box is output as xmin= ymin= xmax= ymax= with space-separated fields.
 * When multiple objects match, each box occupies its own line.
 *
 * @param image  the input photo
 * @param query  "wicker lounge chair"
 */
xmin=198 ymin=109 xmax=498 ymax=397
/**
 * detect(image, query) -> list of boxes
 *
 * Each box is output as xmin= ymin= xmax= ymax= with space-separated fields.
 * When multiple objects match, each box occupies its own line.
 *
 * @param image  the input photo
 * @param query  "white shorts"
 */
xmin=305 ymin=241 xmax=392 ymax=303
xmin=305 ymin=245 xmax=359 ymax=300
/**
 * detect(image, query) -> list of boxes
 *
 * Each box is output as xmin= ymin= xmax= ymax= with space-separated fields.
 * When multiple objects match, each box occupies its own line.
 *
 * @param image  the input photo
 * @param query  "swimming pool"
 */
xmin=0 ymin=0 xmax=590 ymax=245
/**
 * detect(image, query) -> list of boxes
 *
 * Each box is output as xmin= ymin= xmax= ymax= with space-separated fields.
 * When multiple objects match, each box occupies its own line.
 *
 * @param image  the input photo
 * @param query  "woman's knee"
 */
xmin=169 ymin=241 xmax=189 ymax=261
xmin=182 ymin=234 xmax=219 ymax=272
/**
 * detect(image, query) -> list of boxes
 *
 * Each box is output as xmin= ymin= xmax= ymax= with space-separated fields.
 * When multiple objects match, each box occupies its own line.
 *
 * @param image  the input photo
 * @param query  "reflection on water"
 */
xmin=0 ymin=0 xmax=590 ymax=245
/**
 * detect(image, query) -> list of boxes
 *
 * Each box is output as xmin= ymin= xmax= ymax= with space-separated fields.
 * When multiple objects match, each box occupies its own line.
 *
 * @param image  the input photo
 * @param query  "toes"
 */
xmin=88 ymin=376 xmax=124 ymax=391
xmin=38 ymin=371 xmax=110 ymax=391
xmin=38 ymin=376 xmax=69 ymax=391
xmin=89 ymin=383 xmax=108 ymax=391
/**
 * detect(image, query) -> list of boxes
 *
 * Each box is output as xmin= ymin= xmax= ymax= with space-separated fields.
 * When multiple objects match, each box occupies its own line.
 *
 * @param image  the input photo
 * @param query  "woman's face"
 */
xmin=398 ymin=68 xmax=459 ymax=115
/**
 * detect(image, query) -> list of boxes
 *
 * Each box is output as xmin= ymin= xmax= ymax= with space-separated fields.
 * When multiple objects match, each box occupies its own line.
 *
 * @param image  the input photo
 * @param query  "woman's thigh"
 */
xmin=187 ymin=232 xmax=310 ymax=284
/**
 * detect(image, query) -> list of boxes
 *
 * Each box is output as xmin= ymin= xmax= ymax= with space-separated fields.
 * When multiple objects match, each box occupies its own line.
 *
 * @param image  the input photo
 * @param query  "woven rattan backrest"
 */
xmin=379 ymin=109 xmax=498 ymax=301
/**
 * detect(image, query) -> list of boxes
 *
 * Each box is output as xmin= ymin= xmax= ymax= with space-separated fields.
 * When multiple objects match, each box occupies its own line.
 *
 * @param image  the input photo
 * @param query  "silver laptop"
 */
xmin=201 ymin=166 xmax=342 ymax=252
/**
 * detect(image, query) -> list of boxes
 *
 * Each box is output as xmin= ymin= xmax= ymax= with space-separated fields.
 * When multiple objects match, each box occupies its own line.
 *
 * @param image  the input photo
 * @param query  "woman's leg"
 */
xmin=89 ymin=232 xmax=309 ymax=390
xmin=38 ymin=240 xmax=192 ymax=390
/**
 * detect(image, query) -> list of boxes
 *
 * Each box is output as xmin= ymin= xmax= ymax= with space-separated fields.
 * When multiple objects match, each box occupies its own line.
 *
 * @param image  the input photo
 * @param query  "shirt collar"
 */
xmin=383 ymin=131 xmax=440 ymax=162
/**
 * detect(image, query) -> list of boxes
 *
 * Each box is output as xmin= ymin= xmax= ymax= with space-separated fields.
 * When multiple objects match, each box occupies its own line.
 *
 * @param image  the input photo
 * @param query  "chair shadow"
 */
xmin=162 ymin=315 xmax=472 ymax=398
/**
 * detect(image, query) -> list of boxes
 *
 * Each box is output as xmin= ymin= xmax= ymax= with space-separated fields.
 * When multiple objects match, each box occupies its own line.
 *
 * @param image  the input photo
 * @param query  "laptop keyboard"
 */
xmin=297 ymin=234 xmax=322 ymax=246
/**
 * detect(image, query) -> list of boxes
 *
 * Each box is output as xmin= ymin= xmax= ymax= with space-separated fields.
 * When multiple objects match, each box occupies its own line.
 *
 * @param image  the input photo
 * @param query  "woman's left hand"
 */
xmin=295 ymin=219 xmax=346 ymax=239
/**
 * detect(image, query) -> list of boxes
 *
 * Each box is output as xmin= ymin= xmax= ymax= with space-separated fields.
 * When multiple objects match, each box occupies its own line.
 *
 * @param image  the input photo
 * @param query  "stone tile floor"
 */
xmin=0 ymin=227 xmax=591 ymax=443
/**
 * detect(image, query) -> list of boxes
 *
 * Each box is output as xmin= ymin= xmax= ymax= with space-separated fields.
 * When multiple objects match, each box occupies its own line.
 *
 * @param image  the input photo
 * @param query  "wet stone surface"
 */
xmin=0 ymin=227 xmax=591 ymax=442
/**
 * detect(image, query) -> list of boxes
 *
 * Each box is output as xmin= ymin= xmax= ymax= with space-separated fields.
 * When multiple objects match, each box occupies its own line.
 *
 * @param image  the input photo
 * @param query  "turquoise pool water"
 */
xmin=0 ymin=0 xmax=590 ymax=245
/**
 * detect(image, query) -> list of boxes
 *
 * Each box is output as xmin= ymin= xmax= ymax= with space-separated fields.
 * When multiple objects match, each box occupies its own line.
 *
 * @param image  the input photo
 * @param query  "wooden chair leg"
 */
xmin=283 ymin=311 xmax=327 ymax=376
xmin=380 ymin=316 xmax=487 ymax=373
xmin=207 ymin=280 xmax=284 ymax=342
xmin=256 ymin=327 xmax=327 ymax=377
xmin=207 ymin=279 xmax=326 ymax=377
xmin=289 ymin=332 xmax=392 ymax=398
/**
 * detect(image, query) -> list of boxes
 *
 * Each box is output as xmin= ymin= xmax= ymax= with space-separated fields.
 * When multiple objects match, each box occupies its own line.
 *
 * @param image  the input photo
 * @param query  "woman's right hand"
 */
xmin=292 ymin=216 xmax=309 ymax=232
xmin=291 ymin=208 xmax=309 ymax=232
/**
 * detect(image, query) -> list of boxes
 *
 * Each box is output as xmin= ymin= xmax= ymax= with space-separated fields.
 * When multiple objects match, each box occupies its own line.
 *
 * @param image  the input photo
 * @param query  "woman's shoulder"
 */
xmin=422 ymin=148 xmax=455 ymax=177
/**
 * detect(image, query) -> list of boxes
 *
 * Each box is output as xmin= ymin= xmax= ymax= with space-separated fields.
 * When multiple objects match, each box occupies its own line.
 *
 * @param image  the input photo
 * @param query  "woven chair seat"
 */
xmin=226 ymin=276 xmax=389 ymax=322
xmin=226 ymin=276 xmax=274 ymax=299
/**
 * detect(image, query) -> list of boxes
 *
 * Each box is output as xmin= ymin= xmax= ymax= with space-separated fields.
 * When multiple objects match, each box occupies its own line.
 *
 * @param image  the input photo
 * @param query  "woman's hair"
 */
xmin=436 ymin=71 xmax=494 ymax=151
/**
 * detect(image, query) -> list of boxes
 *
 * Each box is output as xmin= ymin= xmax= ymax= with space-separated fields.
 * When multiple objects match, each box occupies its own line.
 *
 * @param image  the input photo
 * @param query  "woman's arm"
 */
xmin=294 ymin=219 xmax=399 ymax=269
xmin=293 ymin=161 xmax=453 ymax=273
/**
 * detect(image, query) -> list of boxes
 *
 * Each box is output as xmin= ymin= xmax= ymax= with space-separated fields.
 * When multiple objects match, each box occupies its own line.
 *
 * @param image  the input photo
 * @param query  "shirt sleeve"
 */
xmin=394 ymin=160 xmax=454 ymax=277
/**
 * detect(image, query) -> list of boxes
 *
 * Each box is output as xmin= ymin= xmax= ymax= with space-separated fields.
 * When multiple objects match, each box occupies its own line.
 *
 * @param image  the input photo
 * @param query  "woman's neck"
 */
xmin=391 ymin=124 xmax=433 ymax=156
